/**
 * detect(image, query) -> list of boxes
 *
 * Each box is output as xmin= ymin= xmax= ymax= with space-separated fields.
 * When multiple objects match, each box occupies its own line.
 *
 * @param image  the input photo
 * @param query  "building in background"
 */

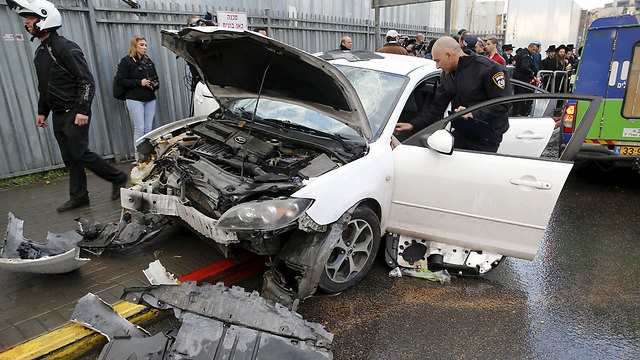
xmin=505 ymin=0 xmax=583 ymax=50
xmin=451 ymin=0 xmax=506 ymax=34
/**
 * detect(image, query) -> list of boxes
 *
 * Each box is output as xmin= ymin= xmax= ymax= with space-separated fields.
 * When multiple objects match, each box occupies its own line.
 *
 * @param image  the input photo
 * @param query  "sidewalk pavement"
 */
xmin=0 ymin=164 xmax=226 ymax=351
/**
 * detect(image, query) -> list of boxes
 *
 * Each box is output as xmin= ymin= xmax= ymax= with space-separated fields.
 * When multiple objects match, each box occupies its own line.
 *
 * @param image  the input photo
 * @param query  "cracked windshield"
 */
xmin=229 ymin=66 xmax=407 ymax=139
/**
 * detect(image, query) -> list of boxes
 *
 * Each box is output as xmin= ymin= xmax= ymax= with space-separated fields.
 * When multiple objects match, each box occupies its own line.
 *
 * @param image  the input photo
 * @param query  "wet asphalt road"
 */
xmin=298 ymin=166 xmax=640 ymax=360
xmin=80 ymin=166 xmax=640 ymax=360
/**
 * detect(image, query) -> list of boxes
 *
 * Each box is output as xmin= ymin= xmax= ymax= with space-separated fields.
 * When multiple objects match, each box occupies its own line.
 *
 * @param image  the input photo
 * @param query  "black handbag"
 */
xmin=113 ymin=76 xmax=126 ymax=100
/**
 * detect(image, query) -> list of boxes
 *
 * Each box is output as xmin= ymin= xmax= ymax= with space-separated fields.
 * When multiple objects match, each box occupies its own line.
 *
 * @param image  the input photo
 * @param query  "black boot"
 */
xmin=57 ymin=196 xmax=90 ymax=212
xmin=112 ymin=172 xmax=128 ymax=201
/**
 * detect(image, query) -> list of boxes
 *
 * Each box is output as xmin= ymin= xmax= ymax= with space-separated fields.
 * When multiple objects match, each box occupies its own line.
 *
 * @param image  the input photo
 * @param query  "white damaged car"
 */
xmin=119 ymin=28 xmax=600 ymax=305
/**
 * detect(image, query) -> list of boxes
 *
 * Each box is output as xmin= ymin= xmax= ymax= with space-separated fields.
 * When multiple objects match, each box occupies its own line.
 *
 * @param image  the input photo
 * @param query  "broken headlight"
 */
xmin=216 ymin=198 xmax=313 ymax=231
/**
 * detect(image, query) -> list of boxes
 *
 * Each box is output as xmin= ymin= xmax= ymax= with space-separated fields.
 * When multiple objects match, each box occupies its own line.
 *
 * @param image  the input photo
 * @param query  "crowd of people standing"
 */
xmin=365 ymin=27 xmax=581 ymax=116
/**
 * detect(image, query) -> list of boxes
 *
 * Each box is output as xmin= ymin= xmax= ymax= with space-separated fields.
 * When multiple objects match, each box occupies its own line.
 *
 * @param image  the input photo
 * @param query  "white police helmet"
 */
xmin=7 ymin=0 xmax=62 ymax=32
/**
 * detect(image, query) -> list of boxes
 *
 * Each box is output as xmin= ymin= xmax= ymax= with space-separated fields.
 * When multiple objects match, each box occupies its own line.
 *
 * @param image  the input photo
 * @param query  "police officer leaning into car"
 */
xmin=395 ymin=36 xmax=511 ymax=152
xmin=8 ymin=0 xmax=128 ymax=212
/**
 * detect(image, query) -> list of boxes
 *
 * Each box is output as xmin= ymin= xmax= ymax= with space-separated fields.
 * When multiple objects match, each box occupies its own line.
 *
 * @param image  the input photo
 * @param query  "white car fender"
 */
xmin=292 ymin=140 xmax=394 ymax=230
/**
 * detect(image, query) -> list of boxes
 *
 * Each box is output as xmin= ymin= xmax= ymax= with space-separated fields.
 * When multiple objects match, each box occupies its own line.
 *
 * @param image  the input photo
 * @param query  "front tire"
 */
xmin=319 ymin=206 xmax=381 ymax=293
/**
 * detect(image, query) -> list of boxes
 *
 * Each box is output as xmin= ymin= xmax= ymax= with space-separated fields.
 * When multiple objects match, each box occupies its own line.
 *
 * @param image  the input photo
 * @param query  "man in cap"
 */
xmin=544 ymin=45 xmax=556 ymax=59
xmin=540 ymin=45 xmax=557 ymax=90
xmin=458 ymin=29 xmax=471 ymax=47
xmin=502 ymin=44 xmax=515 ymax=65
xmin=531 ymin=40 xmax=542 ymax=75
xmin=8 ymin=0 xmax=128 ymax=212
xmin=377 ymin=30 xmax=409 ymax=55
xmin=566 ymin=44 xmax=578 ymax=69
xmin=395 ymin=36 xmax=511 ymax=152
xmin=461 ymin=34 xmax=479 ymax=53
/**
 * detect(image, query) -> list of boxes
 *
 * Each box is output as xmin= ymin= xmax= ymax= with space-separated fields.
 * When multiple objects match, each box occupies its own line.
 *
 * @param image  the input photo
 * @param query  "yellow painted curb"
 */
xmin=0 ymin=302 xmax=167 ymax=360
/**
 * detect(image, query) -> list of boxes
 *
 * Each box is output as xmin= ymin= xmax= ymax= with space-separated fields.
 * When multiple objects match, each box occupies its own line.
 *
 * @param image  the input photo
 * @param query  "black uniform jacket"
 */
xmin=409 ymin=52 xmax=511 ymax=136
xmin=34 ymin=31 xmax=95 ymax=117
xmin=513 ymin=48 xmax=535 ymax=82
xmin=115 ymin=54 xmax=159 ymax=102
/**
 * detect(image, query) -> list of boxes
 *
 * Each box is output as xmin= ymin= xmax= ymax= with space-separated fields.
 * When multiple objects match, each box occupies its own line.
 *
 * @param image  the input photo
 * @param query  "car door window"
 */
xmin=396 ymin=74 xmax=442 ymax=143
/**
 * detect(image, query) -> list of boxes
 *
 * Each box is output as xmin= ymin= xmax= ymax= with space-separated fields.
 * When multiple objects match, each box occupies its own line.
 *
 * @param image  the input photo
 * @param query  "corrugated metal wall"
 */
xmin=0 ymin=0 xmax=445 ymax=179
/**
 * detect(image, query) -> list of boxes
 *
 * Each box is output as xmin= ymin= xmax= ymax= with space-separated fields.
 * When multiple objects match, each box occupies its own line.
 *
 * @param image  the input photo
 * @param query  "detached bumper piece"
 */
xmin=0 ymin=212 xmax=89 ymax=273
xmin=77 ymin=212 xmax=169 ymax=254
xmin=72 ymin=282 xmax=334 ymax=359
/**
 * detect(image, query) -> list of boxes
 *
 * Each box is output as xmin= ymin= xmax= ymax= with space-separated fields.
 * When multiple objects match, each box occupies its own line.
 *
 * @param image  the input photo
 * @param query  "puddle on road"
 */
xmin=505 ymin=216 xmax=640 ymax=359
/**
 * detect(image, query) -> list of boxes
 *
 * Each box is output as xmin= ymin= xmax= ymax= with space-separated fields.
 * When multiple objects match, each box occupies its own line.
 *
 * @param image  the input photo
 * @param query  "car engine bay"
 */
xmin=136 ymin=111 xmax=366 ymax=220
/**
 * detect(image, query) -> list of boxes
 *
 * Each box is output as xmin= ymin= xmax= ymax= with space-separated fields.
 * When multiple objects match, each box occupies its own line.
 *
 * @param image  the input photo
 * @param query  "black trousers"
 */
xmin=52 ymin=110 xmax=123 ymax=201
xmin=512 ymin=85 xmax=533 ymax=116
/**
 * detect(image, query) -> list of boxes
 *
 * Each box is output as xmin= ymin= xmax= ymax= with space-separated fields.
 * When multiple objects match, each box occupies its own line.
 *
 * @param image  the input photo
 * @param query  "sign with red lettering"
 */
xmin=217 ymin=11 xmax=248 ymax=30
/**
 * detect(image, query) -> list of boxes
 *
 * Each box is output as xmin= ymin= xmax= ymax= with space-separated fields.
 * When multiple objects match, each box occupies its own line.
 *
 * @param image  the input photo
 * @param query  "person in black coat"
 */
xmin=115 ymin=35 xmax=160 ymax=147
xmin=502 ymin=44 xmax=515 ymax=65
xmin=512 ymin=42 xmax=539 ymax=115
xmin=395 ymin=37 xmax=511 ymax=152
xmin=10 ymin=0 xmax=127 ymax=212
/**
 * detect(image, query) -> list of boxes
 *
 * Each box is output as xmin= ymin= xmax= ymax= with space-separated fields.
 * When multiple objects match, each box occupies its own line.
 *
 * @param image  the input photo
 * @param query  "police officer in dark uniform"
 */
xmin=395 ymin=36 xmax=511 ymax=152
xmin=9 ymin=0 xmax=127 ymax=212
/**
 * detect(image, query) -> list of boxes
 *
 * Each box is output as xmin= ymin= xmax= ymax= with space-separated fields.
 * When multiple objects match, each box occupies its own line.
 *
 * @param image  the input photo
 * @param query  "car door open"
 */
xmin=387 ymin=93 xmax=602 ymax=270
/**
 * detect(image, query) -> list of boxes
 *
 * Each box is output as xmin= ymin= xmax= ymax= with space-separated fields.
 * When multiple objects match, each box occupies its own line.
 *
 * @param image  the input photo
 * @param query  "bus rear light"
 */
xmin=562 ymin=103 xmax=577 ymax=133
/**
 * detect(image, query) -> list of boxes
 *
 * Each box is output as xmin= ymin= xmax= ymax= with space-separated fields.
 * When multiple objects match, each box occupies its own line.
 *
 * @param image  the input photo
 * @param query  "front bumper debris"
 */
xmin=0 ymin=212 xmax=89 ymax=273
xmin=70 ymin=293 xmax=150 ymax=340
xmin=120 ymin=188 xmax=238 ymax=244
xmin=71 ymin=279 xmax=334 ymax=359
xmin=77 ymin=212 xmax=170 ymax=254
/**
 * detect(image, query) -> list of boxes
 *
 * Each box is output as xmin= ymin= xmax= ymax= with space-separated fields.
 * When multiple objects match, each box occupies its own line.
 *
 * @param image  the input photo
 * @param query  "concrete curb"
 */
xmin=0 ymin=302 xmax=166 ymax=360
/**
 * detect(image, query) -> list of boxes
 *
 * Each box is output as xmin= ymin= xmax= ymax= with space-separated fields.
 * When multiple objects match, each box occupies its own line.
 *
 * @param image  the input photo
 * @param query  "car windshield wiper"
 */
xmin=230 ymin=106 xmax=262 ymax=122
xmin=260 ymin=118 xmax=356 ymax=150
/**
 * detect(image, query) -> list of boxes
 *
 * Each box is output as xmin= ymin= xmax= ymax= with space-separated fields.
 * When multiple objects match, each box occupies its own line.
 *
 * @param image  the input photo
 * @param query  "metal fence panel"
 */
xmin=0 ymin=0 xmax=500 ymax=179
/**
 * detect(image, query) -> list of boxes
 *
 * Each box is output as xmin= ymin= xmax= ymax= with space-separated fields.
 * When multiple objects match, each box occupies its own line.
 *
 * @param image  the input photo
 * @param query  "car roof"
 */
xmin=321 ymin=51 xmax=437 ymax=76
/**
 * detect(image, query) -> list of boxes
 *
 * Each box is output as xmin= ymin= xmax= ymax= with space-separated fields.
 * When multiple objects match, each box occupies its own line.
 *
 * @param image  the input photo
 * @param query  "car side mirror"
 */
xmin=422 ymin=129 xmax=454 ymax=155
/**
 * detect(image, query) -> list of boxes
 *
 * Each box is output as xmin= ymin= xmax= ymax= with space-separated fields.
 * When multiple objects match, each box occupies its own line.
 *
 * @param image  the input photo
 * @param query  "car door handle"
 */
xmin=510 ymin=179 xmax=552 ymax=189
xmin=516 ymin=133 xmax=545 ymax=140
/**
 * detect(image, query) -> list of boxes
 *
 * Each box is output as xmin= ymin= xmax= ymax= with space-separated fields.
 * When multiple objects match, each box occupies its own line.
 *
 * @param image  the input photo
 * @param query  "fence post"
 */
xmin=365 ymin=19 xmax=370 ymax=50
xmin=86 ymin=0 xmax=124 ymax=160
xmin=374 ymin=6 xmax=380 ymax=49
xmin=266 ymin=8 xmax=272 ymax=35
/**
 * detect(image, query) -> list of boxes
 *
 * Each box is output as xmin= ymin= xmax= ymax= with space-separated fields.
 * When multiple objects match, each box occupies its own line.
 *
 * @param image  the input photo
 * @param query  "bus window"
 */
xmin=622 ymin=41 xmax=640 ymax=118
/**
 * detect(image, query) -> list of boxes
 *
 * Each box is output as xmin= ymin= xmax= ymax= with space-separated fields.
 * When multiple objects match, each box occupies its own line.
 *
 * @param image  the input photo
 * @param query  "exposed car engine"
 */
xmin=136 ymin=113 xmax=359 ymax=220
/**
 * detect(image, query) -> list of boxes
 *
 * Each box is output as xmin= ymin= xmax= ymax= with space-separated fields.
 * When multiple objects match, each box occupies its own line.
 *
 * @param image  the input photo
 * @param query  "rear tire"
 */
xmin=319 ymin=206 xmax=381 ymax=294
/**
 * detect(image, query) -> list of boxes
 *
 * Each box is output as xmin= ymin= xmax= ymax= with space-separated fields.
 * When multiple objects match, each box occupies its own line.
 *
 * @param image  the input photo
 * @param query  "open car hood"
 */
xmin=162 ymin=27 xmax=373 ymax=141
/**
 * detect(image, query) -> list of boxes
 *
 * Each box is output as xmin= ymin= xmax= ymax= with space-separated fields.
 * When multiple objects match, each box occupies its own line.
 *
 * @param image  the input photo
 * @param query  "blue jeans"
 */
xmin=126 ymin=99 xmax=156 ymax=145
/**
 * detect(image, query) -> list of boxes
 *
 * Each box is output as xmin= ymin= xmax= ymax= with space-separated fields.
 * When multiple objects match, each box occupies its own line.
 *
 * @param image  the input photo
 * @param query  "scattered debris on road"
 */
xmin=70 ymin=261 xmax=334 ymax=359
xmin=71 ymin=293 xmax=150 ymax=340
xmin=76 ymin=211 xmax=169 ymax=255
xmin=401 ymin=268 xmax=451 ymax=283
xmin=143 ymin=259 xmax=179 ymax=285
xmin=0 ymin=212 xmax=89 ymax=273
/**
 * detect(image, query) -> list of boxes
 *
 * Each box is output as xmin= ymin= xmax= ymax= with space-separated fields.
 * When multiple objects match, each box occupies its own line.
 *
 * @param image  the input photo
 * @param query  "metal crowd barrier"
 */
xmin=537 ymin=70 xmax=569 ymax=93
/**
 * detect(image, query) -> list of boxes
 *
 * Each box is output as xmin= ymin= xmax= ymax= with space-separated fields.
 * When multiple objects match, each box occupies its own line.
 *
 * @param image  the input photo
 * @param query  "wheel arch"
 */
xmin=356 ymin=198 xmax=382 ymax=223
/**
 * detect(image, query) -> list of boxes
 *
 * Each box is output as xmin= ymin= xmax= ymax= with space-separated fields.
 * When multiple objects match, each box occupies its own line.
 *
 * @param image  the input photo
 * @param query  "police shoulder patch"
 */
xmin=492 ymin=72 xmax=506 ymax=89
